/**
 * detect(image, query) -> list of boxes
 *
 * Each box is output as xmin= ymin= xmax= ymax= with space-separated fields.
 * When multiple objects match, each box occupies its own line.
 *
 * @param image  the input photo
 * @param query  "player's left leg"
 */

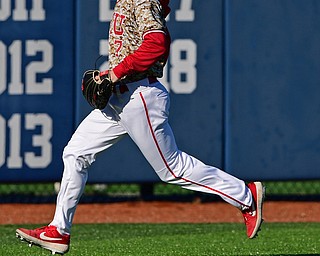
xmin=119 ymin=79 xmax=264 ymax=238
xmin=120 ymin=81 xmax=251 ymax=209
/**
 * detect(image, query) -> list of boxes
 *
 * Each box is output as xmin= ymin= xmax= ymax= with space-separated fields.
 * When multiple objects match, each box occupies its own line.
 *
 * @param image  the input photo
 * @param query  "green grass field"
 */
xmin=3 ymin=223 xmax=320 ymax=255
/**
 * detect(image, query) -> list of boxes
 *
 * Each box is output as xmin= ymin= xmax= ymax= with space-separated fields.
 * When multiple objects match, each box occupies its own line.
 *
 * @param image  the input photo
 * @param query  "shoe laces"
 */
xmin=35 ymin=226 xmax=58 ymax=236
xmin=242 ymin=205 xmax=256 ymax=224
xmin=34 ymin=226 xmax=48 ymax=231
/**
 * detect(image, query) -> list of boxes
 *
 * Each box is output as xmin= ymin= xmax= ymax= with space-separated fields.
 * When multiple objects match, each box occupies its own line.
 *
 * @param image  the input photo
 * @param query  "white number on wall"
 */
xmin=176 ymin=0 xmax=194 ymax=21
xmin=0 ymin=41 xmax=6 ymax=95
xmin=26 ymin=40 xmax=53 ymax=94
xmin=0 ymin=40 xmax=53 ymax=95
xmin=99 ymin=0 xmax=113 ymax=22
xmin=99 ymin=0 xmax=194 ymax=22
xmin=7 ymin=114 xmax=23 ymax=168
xmin=25 ymin=113 xmax=52 ymax=168
xmin=0 ymin=0 xmax=45 ymax=21
xmin=0 ymin=114 xmax=53 ymax=169
xmin=170 ymin=39 xmax=197 ymax=94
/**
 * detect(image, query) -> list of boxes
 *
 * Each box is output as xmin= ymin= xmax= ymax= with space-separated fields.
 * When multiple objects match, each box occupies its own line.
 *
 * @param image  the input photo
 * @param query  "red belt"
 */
xmin=112 ymin=84 xmax=129 ymax=94
xmin=112 ymin=76 xmax=158 ymax=94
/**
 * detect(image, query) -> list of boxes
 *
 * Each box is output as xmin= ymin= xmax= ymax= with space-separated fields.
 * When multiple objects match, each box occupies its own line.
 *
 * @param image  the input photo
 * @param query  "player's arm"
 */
xmin=108 ymin=0 xmax=171 ymax=83
xmin=109 ymin=30 xmax=170 ymax=83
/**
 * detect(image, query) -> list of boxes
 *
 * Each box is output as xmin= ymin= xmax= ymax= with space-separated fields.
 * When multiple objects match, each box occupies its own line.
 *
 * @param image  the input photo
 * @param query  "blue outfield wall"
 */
xmin=0 ymin=1 xmax=75 ymax=182
xmin=224 ymin=0 xmax=320 ymax=180
xmin=0 ymin=0 xmax=319 ymax=182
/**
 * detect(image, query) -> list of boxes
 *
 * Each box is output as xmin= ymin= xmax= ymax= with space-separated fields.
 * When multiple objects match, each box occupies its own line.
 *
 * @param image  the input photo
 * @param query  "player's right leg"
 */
xmin=49 ymin=108 xmax=126 ymax=235
xmin=16 ymin=226 xmax=70 ymax=255
xmin=16 ymin=108 xmax=126 ymax=254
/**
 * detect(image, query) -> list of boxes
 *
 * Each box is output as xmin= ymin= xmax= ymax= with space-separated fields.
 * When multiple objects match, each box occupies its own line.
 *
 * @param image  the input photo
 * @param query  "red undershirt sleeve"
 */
xmin=112 ymin=31 xmax=168 ymax=79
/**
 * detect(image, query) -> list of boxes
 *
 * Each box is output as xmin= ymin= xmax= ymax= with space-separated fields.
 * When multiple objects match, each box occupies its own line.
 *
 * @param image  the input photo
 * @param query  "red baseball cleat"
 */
xmin=16 ymin=225 xmax=70 ymax=255
xmin=242 ymin=181 xmax=265 ymax=239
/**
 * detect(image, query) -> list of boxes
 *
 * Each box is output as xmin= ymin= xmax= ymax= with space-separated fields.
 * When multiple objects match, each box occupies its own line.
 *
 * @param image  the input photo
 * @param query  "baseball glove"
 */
xmin=81 ymin=70 xmax=112 ymax=110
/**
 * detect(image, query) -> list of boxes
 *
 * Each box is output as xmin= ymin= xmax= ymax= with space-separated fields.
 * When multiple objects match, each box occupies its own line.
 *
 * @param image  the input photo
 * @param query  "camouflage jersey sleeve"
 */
xmin=108 ymin=0 xmax=170 ymax=82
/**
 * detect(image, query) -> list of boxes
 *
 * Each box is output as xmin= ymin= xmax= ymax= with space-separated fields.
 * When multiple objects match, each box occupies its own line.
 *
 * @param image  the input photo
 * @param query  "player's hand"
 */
xmin=109 ymin=70 xmax=119 ymax=83
xmin=81 ymin=70 xmax=113 ymax=110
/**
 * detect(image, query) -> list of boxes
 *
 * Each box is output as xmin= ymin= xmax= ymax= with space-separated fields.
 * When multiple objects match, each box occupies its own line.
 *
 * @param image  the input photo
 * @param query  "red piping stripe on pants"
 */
xmin=139 ymin=92 xmax=248 ymax=208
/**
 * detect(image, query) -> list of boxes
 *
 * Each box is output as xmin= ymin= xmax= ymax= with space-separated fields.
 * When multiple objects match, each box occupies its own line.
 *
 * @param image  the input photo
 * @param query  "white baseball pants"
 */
xmin=50 ymin=78 xmax=252 ymax=235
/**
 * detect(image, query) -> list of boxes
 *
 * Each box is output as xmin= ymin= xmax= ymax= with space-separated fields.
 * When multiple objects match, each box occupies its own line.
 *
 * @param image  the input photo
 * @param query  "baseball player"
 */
xmin=16 ymin=0 xmax=265 ymax=254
